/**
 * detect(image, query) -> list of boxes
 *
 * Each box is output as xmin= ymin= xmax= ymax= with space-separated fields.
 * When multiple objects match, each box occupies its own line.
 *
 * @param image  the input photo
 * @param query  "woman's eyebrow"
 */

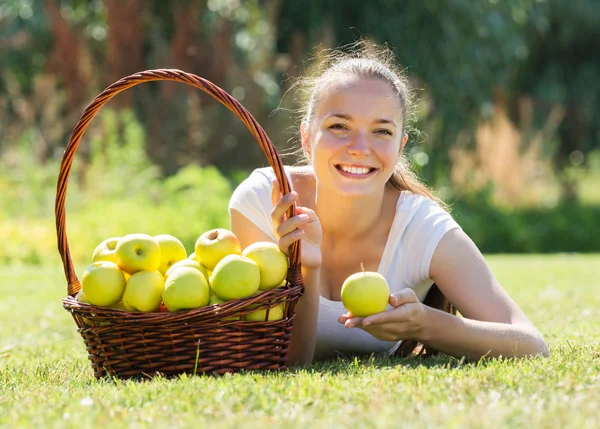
xmin=327 ymin=113 xmax=397 ymax=127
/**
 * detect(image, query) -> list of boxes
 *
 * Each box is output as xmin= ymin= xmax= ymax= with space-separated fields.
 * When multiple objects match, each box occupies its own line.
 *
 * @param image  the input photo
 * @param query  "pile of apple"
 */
xmin=77 ymin=228 xmax=290 ymax=321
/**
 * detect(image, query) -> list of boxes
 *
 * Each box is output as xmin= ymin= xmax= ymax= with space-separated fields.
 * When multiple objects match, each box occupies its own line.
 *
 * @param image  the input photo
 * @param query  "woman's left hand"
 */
xmin=337 ymin=289 xmax=429 ymax=342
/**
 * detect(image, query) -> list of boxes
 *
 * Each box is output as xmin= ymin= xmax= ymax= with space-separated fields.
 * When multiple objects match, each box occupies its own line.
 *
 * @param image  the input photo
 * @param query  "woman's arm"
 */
xmin=230 ymin=208 xmax=320 ymax=366
xmin=424 ymin=228 xmax=549 ymax=359
xmin=339 ymin=228 xmax=549 ymax=360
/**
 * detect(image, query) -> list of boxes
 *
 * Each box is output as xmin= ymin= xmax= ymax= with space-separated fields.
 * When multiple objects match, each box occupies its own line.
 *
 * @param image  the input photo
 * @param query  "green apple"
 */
xmin=81 ymin=261 xmax=126 ymax=306
xmin=91 ymin=237 xmax=121 ymax=264
xmin=122 ymin=271 xmax=165 ymax=312
xmin=154 ymin=234 xmax=187 ymax=275
xmin=242 ymin=241 xmax=289 ymax=290
xmin=210 ymin=254 xmax=260 ymax=301
xmin=244 ymin=304 xmax=284 ymax=321
xmin=341 ymin=268 xmax=390 ymax=317
xmin=195 ymin=228 xmax=242 ymax=271
xmin=209 ymin=294 xmax=226 ymax=305
xmin=162 ymin=267 xmax=210 ymax=312
xmin=75 ymin=289 xmax=91 ymax=303
xmin=165 ymin=258 xmax=208 ymax=281
xmin=208 ymin=294 xmax=239 ymax=320
xmin=115 ymin=233 xmax=161 ymax=275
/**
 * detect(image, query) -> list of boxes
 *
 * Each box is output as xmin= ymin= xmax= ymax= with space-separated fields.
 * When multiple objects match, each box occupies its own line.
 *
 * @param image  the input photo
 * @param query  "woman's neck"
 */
xmin=314 ymin=184 xmax=390 ymax=241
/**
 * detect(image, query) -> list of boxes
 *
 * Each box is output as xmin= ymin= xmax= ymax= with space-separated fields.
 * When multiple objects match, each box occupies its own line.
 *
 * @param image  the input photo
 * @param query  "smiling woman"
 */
xmin=229 ymin=40 xmax=549 ymax=365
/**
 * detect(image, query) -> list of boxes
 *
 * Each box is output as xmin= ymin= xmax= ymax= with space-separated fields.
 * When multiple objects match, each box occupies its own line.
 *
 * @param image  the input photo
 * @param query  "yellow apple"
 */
xmin=210 ymin=254 xmax=260 ymax=301
xmin=122 ymin=271 xmax=165 ymax=312
xmin=165 ymin=258 xmax=208 ymax=282
xmin=195 ymin=228 xmax=241 ymax=271
xmin=110 ymin=301 xmax=126 ymax=310
xmin=162 ymin=267 xmax=210 ymax=312
xmin=154 ymin=234 xmax=187 ymax=275
xmin=242 ymin=241 xmax=289 ymax=290
xmin=188 ymin=252 xmax=196 ymax=260
xmin=81 ymin=261 xmax=126 ymax=306
xmin=115 ymin=233 xmax=161 ymax=275
xmin=244 ymin=304 xmax=284 ymax=321
xmin=91 ymin=237 xmax=121 ymax=264
xmin=341 ymin=269 xmax=390 ymax=317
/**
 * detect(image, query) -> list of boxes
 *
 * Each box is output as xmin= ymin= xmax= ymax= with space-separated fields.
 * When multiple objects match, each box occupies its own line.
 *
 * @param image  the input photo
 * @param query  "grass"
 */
xmin=0 ymin=254 xmax=599 ymax=428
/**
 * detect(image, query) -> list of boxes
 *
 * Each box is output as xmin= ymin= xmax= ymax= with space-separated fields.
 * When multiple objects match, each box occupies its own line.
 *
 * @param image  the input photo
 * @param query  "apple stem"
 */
xmin=361 ymin=262 xmax=365 ymax=276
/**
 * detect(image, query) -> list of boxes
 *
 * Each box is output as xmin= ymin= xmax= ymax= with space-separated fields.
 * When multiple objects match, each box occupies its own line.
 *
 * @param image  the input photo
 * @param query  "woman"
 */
xmin=229 ymin=42 xmax=549 ymax=366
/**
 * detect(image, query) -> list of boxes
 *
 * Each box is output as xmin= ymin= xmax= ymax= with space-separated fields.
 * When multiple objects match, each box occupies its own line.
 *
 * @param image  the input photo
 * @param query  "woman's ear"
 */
xmin=400 ymin=132 xmax=408 ymax=152
xmin=300 ymin=123 xmax=311 ymax=157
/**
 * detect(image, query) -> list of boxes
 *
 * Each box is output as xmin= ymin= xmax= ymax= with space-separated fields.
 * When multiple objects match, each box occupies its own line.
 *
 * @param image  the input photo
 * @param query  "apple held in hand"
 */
xmin=115 ymin=233 xmax=161 ymax=275
xmin=195 ymin=228 xmax=241 ymax=271
xmin=341 ymin=265 xmax=390 ymax=317
xmin=154 ymin=234 xmax=187 ymax=275
xmin=242 ymin=242 xmax=289 ymax=291
xmin=210 ymin=254 xmax=260 ymax=301
xmin=122 ymin=271 xmax=165 ymax=312
xmin=165 ymin=258 xmax=209 ymax=282
xmin=81 ymin=261 xmax=127 ymax=306
xmin=162 ymin=267 xmax=210 ymax=312
xmin=92 ymin=237 xmax=121 ymax=264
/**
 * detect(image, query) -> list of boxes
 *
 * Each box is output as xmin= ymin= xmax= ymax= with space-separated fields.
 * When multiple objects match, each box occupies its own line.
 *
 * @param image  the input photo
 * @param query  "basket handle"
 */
xmin=55 ymin=69 xmax=301 ymax=296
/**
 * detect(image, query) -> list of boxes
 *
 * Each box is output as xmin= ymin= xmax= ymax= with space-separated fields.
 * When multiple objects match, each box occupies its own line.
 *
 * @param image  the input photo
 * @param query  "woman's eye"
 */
xmin=375 ymin=129 xmax=393 ymax=136
xmin=329 ymin=123 xmax=349 ymax=131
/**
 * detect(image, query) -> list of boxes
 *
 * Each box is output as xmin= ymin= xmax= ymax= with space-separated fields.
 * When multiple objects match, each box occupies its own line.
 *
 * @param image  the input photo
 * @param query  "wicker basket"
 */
xmin=56 ymin=69 xmax=304 ymax=379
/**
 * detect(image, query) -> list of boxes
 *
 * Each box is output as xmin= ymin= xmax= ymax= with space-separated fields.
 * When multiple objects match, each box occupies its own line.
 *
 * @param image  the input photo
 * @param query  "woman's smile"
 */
xmin=334 ymin=163 xmax=379 ymax=179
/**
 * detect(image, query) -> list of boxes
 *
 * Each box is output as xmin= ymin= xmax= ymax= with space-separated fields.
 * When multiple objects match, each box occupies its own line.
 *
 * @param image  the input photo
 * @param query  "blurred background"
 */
xmin=1 ymin=0 xmax=599 ymax=268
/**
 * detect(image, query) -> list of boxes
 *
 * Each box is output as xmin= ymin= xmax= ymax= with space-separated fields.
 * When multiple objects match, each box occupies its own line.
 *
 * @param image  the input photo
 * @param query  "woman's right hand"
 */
xmin=271 ymin=179 xmax=322 ymax=269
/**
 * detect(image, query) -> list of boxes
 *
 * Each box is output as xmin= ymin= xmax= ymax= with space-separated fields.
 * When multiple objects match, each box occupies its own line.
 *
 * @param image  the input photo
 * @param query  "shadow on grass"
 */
xmin=94 ymin=351 xmax=532 ymax=383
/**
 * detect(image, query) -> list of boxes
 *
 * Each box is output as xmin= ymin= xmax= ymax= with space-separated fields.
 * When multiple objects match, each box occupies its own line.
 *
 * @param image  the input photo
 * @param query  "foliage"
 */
xmin=0 ymin=108 xmax=233 ymax=267
xmin=0 ymin=255 xmax=599 ymax=427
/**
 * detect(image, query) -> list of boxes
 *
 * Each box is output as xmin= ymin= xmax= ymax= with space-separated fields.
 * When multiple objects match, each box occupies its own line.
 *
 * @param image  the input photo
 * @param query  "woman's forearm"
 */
xmin=420 ymin=307 xmax=550 ymax=360
xmin=286 ymin=266 xmax=320 ymax=367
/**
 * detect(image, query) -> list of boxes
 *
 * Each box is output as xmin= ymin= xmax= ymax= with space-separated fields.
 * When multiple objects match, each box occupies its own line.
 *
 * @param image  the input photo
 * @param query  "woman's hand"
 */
xmin=271 ymin=179 xmax=322 ymax=269
xmin=337 ymin=289 xmax=428 ymax=342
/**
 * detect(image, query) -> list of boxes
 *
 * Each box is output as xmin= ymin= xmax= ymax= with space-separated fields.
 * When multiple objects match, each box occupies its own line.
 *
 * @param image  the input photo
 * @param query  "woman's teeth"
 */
xmin=338 ymin=165 xmax=372 ymax=175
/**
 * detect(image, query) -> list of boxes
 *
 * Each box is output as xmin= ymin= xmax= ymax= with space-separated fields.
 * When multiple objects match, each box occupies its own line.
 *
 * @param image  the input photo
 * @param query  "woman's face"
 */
xmin=303 ymin=76 xmax=407 ymax=198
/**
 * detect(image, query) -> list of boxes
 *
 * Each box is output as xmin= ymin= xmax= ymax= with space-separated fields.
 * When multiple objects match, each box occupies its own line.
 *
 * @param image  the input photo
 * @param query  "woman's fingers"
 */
xmin=271 ymin=179 xmax=297 ymax=228
xmin=276 ymin=213 xmax=310 ymax=238
xmin=278 ymin=228 xmax=304 ymax=252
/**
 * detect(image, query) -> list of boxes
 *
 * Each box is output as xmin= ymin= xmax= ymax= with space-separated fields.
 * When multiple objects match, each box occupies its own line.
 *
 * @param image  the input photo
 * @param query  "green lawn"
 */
xmin=1 ymin=254 xmax=599 ymax=428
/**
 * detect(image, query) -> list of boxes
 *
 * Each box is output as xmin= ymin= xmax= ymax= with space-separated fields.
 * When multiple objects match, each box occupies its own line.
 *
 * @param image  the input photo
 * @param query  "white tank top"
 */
xmin=228 ymin=166 xmax=461 ymax=361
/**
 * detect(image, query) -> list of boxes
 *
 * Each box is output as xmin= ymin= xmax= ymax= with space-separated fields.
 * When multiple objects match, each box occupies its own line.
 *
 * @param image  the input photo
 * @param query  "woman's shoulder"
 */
xmin=244 ymin=165 xmax=314 ymax=189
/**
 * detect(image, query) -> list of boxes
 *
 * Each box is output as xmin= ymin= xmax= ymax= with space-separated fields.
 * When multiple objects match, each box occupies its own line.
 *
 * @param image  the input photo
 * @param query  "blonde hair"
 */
xmin=289 ymin=40 xmax=446 ymax=209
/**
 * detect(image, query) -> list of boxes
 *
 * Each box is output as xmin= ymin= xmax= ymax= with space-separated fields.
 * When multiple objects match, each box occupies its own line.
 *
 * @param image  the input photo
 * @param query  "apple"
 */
xmin=208 ymin=294 xmax=239 ymax=320
xmin=122 ymin=271 xmax=165 ymax=312
xmin=341 ymin=267 xmax=390 ymax=317
xmin=81 ymin=261 xmax=127 ymax=306
xmin=76 ymin=289 xmax=91 ymax=303
xmin=91 ymin=237 xmax=121 ymax=264
xmin=110 ymin=301 xmax=126 ymax=310
xmin=154 ymin=234 xmax=187 ymax=275
xmin=210 ymin=254 xmax=260 ymax=301
xmin=195 ymin=228 xmax=241 ymax=271
xmin=115 ymin=233 xmax=161 ymax=275
xmin=244 ymin=304 xmax=284 ymax=321
xmin=165 ymin=258 xmax=208 ymax=282
xmin=162 ymin=267 xmax=210 ymax=312
xmin=188 ymin=252 xmax=196 ymax=260
xmin=242 ymin=241 xmax=289 ymax=290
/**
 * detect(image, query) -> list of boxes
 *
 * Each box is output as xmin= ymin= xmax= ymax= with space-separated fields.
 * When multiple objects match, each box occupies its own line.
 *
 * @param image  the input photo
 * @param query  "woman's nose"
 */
xmin=347 ymin=132 xmax=371 ymax=156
